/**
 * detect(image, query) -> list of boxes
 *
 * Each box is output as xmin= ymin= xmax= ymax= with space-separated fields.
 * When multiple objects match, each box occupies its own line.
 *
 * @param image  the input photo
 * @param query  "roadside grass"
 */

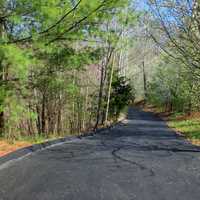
xmin=168 ymin=116 xmax=200 ymax=145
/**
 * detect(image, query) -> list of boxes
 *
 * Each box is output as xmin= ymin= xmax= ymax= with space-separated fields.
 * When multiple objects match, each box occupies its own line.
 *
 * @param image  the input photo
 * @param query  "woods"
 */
xmin=2 ymin=1 xmax=200 ymax=199
xmin=0 ymin=0 xmax=200 ymax=142
xmin=0 ymin=0 xmax=135 ymax=140
xmin=124 ymin=0 xmax=200 ymax=116
xmin=145 ymin=0 xmax=200 ymax=113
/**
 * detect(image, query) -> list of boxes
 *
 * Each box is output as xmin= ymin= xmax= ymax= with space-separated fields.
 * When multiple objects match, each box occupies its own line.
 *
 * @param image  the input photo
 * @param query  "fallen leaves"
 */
xmin=0 ymin=140 xmax=31 ymax=157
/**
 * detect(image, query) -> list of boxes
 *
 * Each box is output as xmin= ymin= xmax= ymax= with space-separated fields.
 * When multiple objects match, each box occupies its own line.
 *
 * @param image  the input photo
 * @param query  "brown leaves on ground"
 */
xmin=174 ymin=112 xmax=200 ymax=121
xmin=141 ymin=104 xmax=172 ymax=121
xmin=0 ymin=140 xmax=31 ymax=157
xmin=142 ymin=104 xmax=200 ymax=122
xmin=189 ymin=139 xmax=200 ymax=146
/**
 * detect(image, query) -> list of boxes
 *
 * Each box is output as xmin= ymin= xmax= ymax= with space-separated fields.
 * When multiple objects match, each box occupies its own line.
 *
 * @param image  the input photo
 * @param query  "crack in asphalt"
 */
xmin=111 ymin=146 xmax=155 ymax=177
xmin=1 ymin=107 xmax=200 ymax=200
xmin=100 ymin=138 xmax=155 ymax=176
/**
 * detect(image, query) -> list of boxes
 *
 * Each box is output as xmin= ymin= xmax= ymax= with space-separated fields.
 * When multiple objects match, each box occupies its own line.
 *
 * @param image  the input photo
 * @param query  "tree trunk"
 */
xmin=142 ymin=61 xmax=147 ymax=103
xmin=95 ymin=46 xmax=114 ymax=129
xmin=41 ymin=94 xmax=46 ymax=134
xmin=0 ymin=66 xmax=4 ymax=136
xmin=0 ymin=23 xmax=5 ymax=136
xmin=57 ymin=95 xmax=62 ymax=134
xmin=95 ymin=63 xmax=105 ymax=129
xmin=0 ymin=111 xmax=4 ymax=136
xmin=83 ymin=85 xmax=89 ymax=130
xmin=105 ymin=54 xmax=115 ymax=123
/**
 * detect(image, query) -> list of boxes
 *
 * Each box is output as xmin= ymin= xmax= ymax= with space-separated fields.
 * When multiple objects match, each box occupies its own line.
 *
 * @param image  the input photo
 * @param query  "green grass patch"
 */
xmin=168 ymin=118 xmax=200 ymax=139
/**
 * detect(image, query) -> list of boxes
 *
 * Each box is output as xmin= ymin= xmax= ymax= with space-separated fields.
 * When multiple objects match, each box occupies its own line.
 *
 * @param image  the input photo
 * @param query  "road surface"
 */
xmin=1 ymin=107 xmax=200 ymax=200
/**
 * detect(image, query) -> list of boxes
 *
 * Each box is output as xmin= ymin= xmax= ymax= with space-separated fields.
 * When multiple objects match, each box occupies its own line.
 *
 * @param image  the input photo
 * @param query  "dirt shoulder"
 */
xmin=0 ymin=140 xmax=32 ymax=157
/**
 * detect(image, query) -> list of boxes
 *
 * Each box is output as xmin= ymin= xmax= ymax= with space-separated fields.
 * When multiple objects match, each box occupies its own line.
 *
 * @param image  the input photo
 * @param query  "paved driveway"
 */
xmin=1 ymin=107 xmax=200 ymax=200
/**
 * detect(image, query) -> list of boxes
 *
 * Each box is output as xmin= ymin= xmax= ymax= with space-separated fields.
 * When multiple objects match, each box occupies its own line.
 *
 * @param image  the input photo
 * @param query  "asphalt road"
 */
xmin=1 ymin=107 xmax=200 ymax=200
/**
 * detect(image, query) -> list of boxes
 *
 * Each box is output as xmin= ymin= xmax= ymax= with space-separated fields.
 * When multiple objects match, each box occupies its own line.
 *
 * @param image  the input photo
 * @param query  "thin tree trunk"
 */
xmin=57 ymin=94 xmax=62 ymax=134
xmin=0 ymin=63 xmax=8 ymax=136
xmin=95 ymin=46 xmax=114 ymax=129
xmin=142 ymin=61 xmax=147 ymax=102
xmin=83 ymin=84 xmax=89 ymax=130
xmin=0 ymin=23 xmax=5 ymax=136
xmin=41 ymin=93 xmax=46 ymax=134
xmin=105 ymin=54 xmax=115 ymax=123
xmin=95 ymin=63 xmax=105 ymax=129
xmin=0 ymin=111 xmax=4 ymax=136
xmin=72 ymin=69 xmax=76 ymax=133
xmin=36 ymin=105 xmax=41 ymax=134
xmin=0 ymin=67 xmax=4 ymax=136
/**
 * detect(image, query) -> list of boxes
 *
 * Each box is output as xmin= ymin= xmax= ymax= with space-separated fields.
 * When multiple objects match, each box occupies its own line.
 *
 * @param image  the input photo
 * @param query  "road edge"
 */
xmin=0 ymin=119 xmax=125 ymax=166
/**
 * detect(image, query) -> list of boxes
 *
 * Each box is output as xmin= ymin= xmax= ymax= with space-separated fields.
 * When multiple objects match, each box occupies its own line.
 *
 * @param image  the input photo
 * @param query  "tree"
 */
xmin=148 ymin=0 xmax=200 ymax=73
xmin=0 ymin=0 xmax=136 ymax=139
xmin=109 ymin=72 xmax=134 ymax=119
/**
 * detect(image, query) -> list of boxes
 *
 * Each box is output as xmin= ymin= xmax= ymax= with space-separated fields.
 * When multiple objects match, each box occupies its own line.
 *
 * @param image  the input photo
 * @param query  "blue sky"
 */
xmin=135 ymin=0 xmax=149 ymax=11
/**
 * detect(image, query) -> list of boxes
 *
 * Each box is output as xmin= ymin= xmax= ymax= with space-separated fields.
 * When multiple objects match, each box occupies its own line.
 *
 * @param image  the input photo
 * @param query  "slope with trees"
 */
xmin=0 ymin=0 xmax=135 ymax=142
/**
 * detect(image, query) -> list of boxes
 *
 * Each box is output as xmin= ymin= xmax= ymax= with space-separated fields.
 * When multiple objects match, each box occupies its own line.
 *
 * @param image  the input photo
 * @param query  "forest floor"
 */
xmin=143 ymin=104 xmax=200 ymax=146
xmin=0 ymin=108 xmax=128 ymax=158
xmin=0 ymin=135 xmax=62 ymax=157
xmin=0 ymin=140 xmax=32 ymax=157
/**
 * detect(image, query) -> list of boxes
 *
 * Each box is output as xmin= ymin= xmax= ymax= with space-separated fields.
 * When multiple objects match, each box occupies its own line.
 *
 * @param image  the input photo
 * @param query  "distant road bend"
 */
xmin=1 ymin=107 xmax=200 ymax=200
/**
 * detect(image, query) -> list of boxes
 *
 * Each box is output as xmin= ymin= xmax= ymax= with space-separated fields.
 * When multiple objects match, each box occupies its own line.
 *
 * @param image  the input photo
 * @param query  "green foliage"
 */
xmin=0 ymin=0 xmax=135 ymax=141
xmin=1 ymin=45 xmax=31 ymax=81
xmin=169 ymin=119 xmax=200 ymax=139
xmin=147 ymin=57 xmax=200 ymax=113
xmin=109 ymin=72 xmax=134 ymax=118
